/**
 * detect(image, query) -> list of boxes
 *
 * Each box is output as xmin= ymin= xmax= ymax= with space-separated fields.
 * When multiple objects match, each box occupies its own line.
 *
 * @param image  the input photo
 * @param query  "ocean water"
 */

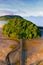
xmin=0 ymin=21 xmax=6 ymax=25
xmin=40 ymin=29 xmax=43 ymax=37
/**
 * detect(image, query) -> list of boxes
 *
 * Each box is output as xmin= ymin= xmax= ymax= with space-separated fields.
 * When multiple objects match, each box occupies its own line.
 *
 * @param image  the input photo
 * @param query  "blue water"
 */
xmin=40 ymin=29 xmax=43 ymax=37
xmin=0 ymin=21 xmax=6 ymax=25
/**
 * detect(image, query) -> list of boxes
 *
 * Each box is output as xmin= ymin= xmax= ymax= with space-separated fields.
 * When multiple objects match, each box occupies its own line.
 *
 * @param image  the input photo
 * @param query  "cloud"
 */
xmin=0 ymin=10 xmax=14 ymax=16
xmin=21 ymin=11 xmax=43 ymax=16
xmin=0 ymin=9 xmax=43 ymax=17
xmin=0 ymin=0 xmax=43 ymax=17
xmin=0 ymin=9 xmax=27 ymax=16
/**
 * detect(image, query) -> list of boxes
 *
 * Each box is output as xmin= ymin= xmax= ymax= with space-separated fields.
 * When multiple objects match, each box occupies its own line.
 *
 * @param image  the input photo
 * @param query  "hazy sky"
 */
xmin=0 ymin=0 xmax=43 ymax=16
xmin=0 ymin=0 xmax=43 ymax=26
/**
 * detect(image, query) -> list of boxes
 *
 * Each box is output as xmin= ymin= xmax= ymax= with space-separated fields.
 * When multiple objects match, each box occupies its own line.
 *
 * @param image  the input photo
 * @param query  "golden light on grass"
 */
xmin=38 ymin=61 xmax=43 ymax=65
xmin=10 ymin=44 xmax=17 ymax=50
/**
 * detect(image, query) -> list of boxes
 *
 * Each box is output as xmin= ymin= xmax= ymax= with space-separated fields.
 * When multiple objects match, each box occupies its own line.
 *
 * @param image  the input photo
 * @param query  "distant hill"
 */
xmin=38 ymin=27 xmax=43 ymax=29
xmin=0 ymin=15 xmax=23 ymax=21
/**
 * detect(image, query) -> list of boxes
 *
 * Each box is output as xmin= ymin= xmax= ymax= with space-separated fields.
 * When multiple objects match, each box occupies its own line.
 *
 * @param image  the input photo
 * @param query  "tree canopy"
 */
xmin=2 ymin=15 xmax=41 ymax=39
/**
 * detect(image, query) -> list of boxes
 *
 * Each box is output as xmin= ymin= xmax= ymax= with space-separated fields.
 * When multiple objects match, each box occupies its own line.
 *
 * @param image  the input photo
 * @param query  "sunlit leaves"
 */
xmin=2 ymin=16 xmax=41 ymax=39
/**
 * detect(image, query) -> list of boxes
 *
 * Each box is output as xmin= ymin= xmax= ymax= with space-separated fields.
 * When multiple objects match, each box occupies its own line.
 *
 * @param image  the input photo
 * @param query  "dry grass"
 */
xmin=9 ymin=44 xmax=17 ymax=50
xmin=15 ymin=61 xmax=20 ymax=65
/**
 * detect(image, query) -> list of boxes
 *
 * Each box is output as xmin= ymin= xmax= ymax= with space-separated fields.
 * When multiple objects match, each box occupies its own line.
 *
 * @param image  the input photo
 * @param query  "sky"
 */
xmin=0 ymin=0 xmax=43 ymax=26
xmin=0 ymin=0 xmax=43 ymax=16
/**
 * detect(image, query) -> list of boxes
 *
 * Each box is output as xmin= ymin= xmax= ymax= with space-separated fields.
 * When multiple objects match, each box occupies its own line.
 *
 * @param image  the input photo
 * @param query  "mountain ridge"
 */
xmin=0 ymin=15 xmax=23 ymax=21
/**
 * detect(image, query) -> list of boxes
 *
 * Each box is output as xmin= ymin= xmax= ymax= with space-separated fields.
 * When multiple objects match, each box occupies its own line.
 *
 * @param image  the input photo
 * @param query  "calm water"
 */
xmin=40 ymin=29 xmax=43 ymax=37
xmin=0 ymin=21 xmax=6 ymax=25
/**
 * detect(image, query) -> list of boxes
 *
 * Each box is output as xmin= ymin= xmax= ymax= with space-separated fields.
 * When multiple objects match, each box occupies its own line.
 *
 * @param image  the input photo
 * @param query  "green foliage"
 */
xmin=0 ymin=15 xmax=23 ymax=21
xmin=2 ymin=15 xmax=41 ymax=39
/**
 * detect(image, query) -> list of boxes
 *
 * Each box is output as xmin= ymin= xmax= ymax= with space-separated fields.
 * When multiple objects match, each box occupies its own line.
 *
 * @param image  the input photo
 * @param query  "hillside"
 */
xmin=0 ymin=15 xmax=23 ymax=21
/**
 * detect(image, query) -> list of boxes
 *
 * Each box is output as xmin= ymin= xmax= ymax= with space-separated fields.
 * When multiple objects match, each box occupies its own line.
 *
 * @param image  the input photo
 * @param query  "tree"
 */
xmin=2 ymin=15 xmax=41 ymax=39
